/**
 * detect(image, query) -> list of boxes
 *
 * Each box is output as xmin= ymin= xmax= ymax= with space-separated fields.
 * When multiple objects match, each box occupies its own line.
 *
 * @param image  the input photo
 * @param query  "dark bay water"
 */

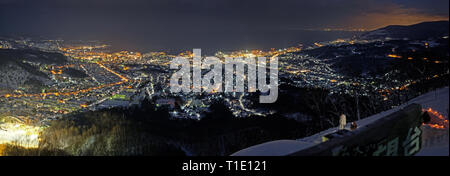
xmin=95 ymin=30 xmax=362 ymax=55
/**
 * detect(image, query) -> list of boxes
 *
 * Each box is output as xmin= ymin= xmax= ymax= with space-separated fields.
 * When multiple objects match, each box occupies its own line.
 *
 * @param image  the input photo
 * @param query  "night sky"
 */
xmin=0 ymin=0 xmax=448 ymax=53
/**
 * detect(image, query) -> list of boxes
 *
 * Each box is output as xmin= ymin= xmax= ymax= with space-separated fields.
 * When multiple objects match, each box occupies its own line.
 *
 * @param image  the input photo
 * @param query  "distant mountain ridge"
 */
xmin=300 ymin=20 xmax=449 ymax=77
xmin=360 ymin=21 xmax=449 ymax=40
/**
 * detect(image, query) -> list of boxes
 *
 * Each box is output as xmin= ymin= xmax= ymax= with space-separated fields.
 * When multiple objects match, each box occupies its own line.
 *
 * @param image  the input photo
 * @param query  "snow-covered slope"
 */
xmin=232 ymin=87 xmax=449 ymax=156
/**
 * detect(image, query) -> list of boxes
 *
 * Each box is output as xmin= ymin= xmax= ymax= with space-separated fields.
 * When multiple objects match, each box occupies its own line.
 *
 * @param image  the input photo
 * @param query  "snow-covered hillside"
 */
xmin=232 ymin=87 xmax=449 ymax=156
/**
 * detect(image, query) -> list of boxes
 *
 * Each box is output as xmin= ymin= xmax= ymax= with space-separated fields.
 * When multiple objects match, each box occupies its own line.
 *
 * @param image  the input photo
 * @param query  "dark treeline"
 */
xmin=2 ymin=97 xmax=312 ymax=156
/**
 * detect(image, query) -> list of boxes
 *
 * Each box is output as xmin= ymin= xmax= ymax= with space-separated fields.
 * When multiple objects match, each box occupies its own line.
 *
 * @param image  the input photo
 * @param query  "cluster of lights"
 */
xmin=1 ymin=62 xmax=130 ymax=99
xmin=423 ymin=108 xmax=449 ymax=129
xmin=218 ymin=47 xmax=301 ymax=58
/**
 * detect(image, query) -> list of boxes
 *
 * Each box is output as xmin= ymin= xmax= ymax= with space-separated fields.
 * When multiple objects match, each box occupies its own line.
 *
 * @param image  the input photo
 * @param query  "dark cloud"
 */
xmin=0 ymin=0 xmax=448 ymax=52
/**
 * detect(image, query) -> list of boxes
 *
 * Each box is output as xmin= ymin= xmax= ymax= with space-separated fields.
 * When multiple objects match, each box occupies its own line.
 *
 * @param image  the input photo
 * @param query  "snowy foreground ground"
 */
xmin=413 ymin=87 xmax=448 ymax=156
xmin=232 ymin=87 xmax=449 ymax=156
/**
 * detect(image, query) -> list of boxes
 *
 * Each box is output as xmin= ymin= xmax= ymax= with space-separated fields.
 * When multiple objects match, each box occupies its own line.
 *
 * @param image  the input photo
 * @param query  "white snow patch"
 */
xmin=232 ymin=87 xmax=449 ymax=156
